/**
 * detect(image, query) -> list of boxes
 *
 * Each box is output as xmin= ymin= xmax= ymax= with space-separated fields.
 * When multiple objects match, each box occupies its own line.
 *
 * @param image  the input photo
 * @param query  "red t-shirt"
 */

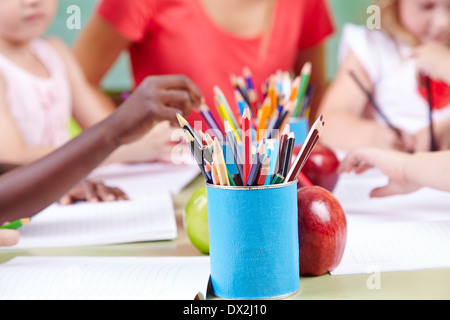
xmin=98 ymin=0 xmax=334 ymax=131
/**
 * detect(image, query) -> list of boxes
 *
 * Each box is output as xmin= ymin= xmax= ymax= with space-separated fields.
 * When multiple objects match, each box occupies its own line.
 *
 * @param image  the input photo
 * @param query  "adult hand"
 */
xmin=111 ymin=75 xmax=202 ymax=146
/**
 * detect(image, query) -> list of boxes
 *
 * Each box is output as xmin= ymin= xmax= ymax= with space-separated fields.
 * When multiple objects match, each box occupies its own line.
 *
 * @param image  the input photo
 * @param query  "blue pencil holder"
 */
xmin=206 ymin=181 xmax=300 ymax=299
xmin=289 ymin=118 xmax=308 ymax=146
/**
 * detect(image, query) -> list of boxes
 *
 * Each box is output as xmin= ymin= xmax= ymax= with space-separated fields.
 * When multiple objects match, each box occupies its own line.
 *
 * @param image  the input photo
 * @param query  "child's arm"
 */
xmin=49 ymin=37 xmax=180 ymax=164
xmin=339 ymin=148 xmax=450 ymax=196
xmin=319 ymin=51 xmax=413 ymax=151
xmin=0 ymin=75 xmax=202 ymax=225
xmin=0 ymin=75 xmax=56 ymax=165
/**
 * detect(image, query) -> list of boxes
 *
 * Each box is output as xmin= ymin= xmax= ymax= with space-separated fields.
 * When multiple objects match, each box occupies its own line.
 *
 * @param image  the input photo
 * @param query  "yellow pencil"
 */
xmin=212 ymin=137 xmax=230 ymax=186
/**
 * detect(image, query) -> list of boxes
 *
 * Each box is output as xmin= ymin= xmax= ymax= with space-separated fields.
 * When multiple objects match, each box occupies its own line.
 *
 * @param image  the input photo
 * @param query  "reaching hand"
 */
xmin=338 ymin=148 xmax=421 ymax=197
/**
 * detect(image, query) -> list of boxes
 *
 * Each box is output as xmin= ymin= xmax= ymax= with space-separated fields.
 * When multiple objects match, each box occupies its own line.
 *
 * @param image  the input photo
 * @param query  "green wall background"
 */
xmin=46 ymin=0 xmax=375 ymax=91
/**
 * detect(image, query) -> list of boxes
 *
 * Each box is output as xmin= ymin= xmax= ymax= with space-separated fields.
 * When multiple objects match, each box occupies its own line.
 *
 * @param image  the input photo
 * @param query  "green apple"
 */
xmin=183 ymin=186 xmax=209 ymax=254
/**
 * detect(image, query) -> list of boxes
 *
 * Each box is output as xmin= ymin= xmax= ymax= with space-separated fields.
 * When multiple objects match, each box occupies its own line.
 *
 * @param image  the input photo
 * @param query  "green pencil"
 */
xmin=0 ymin=218 xmax=30 ymax=230
xmin=292 ymin=62 xmax=312 ymax=118
xmin=270 ymin=174 xmax=285 ymax=185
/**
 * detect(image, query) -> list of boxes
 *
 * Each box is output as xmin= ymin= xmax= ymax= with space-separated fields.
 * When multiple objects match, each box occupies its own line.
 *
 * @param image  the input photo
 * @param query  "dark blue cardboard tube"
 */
xmin=207 ymin=180 xmax=300 ymax=299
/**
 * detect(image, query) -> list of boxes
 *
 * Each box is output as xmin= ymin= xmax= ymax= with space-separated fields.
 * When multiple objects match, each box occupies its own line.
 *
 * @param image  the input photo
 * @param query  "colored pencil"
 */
xmin=200 ymin=102 xmax=223 ymax=139
xmin=212 ymin=137 xmax=230 ymax=186
xmin=285 ymin=115 xmax=325 ymax=182
xmin=271 ymin=173 xmax=285 ymax=185
xmin=257 ymin=96 xmax=272 ymax=140
xmin=280 ymin=132 xmax=295 ymax=178
xmin=348 ymin=70 xmax=402 ymax=139
xmin=274 ymin=123 xmax=290 ymax=175
xmin=177 ymin=113 xmax=204 ymax=148
xmin=230 ymin=74 xmax=250 ymax=107
xmin=267 ymin=76 xmax=278 ymax=113
xmin=246 ymin=142 xmax=266 ymax=186
xmin=224 ymin=119 xmax=244 ymax=183
xmin=425 ymin=76 xmax=438 ymax=152
xmin=292 ymin=62 xmax=312 ymax=118
xmin=184 ymin=131 xmax=211 ymax=183
xmin=0 ymin=218 xmax=30 ymax=230
xmin=242 ymin=107 xmax=252 ymax=185
xmin=215 ymin=96 xmax=241 ymax=142
xmin=214 ymin=86 xmax=240 ymax=136
xmin=211 ymin=162 xmax=220 ymax=185
xmin=234 ymin=90 xmax=258 ymax=129
xmin=204 ymin=160 xmax=213 ymax=183
xmin=243 ymin=67 xmax=259 ymax=116
xmin=257 ymin=155 xmax=271 ymax=186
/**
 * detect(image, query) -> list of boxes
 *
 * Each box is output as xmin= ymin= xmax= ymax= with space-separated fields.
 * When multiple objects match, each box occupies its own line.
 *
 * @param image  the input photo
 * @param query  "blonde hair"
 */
xmin=377 ymin=0 xmax=418 ymax=46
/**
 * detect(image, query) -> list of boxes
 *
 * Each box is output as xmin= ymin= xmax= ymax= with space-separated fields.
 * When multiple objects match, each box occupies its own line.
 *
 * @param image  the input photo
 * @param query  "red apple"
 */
xmin=297 ymin=186 xmax=347 ymax=276
xmin=293 ymin=144 xmax=340 ymax=192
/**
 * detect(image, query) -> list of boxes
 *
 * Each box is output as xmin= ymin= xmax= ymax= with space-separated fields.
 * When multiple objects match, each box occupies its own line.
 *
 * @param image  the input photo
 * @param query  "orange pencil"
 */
xmin=242 ymin=106 xmax=252 ymax=185
xmin=267 ymin=76 xmax=277 ymax=113
xmin=257 ymin=96 xmax=272 ymax=140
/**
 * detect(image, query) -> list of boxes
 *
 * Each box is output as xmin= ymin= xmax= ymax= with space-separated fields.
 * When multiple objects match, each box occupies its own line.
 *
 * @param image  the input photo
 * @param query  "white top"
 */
xmin=0 ymin=38 xmax=72 ymax=147
xmin=339 ymin=23 xmax=450 ymax=134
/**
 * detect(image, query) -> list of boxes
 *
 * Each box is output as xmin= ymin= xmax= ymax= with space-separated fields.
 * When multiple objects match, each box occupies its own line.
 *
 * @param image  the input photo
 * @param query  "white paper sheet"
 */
xmin=2 ymin=162 xmax=200 ymax=249
xmin=0 ymin=256 xmax=211 ymax=300
xmin=330 ymin=170 xmax=450 ymax=275
xmin=5 ymin=194 xmax=177 ymax=249
xmin=89 ymin=162 xmax=200 ymax=196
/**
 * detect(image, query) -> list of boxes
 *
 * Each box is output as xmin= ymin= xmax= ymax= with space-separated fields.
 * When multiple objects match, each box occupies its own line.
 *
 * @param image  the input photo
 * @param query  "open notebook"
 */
xmin=331 ymin=170 xmax=450 ymax=275
xmin=6 ymin=194 xmax=176 ymax=249
xmin=4 ymin=162 xmax=200 ymax=249
xmin=0 ymin=256 xmax=211 ymax=300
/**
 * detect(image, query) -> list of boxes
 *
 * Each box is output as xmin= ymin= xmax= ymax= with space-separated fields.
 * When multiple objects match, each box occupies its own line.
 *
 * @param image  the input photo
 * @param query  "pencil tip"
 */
xmin=176 ymin=113 xmax=187 ymax=126
xmin=302 ymin=62 xmax=312 ymax=74
xmin=242 ymin=106 xmax=251 ymax=119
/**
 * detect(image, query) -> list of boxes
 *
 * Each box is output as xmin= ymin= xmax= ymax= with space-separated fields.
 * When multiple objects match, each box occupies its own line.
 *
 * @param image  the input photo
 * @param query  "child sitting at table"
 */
xmin=0 ymin=0 xmax=184 ymax=202
xmin=0 ymin=74 xmax=202 ymax=247
xmin=320 ymin=0 xmax=450 ymax=153
xmin=0 ymin=2 xmax=180 ymax=166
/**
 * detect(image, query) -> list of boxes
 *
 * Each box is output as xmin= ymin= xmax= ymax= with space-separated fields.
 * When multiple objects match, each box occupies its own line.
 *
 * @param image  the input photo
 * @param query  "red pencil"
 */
xmin=242 ymin=107 xmax=252 ymax=185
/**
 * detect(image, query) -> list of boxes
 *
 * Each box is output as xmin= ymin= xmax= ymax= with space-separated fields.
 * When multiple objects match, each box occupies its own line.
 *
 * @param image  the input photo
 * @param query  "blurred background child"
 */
xmin=0 ymin=0 xmax=179 ymax=203
xmin=0 ymin=74 xmax=202 ymax=246
xmin=319 ymin=0 xmax=450 ymax=153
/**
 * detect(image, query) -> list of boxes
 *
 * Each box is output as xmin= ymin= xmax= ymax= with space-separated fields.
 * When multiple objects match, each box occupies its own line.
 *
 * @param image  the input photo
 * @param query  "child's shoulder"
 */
xmin=340 ymin=23 xmax=394 ymax=49
xmin=42 ymin=37 xmax=72 ymax=59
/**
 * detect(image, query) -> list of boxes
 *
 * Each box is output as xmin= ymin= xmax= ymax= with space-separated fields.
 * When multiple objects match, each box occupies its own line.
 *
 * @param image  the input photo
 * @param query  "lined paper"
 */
xmin=331 ymin=170 xmax=450 ymax=275
xmin=5 ymin=194 xmax=176 ymax=249
xmin=0 ymin=256 xmax=211 ymax=300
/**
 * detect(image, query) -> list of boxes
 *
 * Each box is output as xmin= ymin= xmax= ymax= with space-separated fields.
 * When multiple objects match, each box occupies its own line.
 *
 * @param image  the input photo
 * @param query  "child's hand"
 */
xmin=413 ymin=42 xmax=450 ymax=83
xmin=338 ymin=148 xmax=420 ymax=197
xmin=373 ymin=125 xmax=415 ymax=152
xmin=112 ymin=75 xmax=202 ymax=146
xmin=0 ymin=228 xmax=20 ymax=247
xmin=59 ymin=180 xmax=129 ymax=205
